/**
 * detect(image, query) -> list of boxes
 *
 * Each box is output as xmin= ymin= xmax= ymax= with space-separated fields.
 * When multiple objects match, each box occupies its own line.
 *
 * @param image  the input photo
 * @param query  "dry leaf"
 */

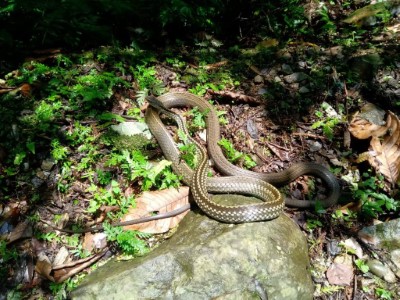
xmin=349 ymin=104 xmax=387 ymax=139
xmin=35 ymin=253 xmax=54 ymax=282
xmin=121 ymin=187 xmax=190 ymax=234
xmin=326 ymin=254 xmax=354 ymax=286
xmin=52 ymin=251 xmax=106 ymax=282
xmin=6 ymin=221 xmax=32 ymax=244
xmin=368 ymin=112 xmax=400 ymax=185
xmin=349 ymin=105 xmax=400 ymax=185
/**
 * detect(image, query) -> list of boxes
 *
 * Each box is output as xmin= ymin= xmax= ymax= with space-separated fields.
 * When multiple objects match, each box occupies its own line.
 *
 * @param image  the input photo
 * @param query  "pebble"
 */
xmin=299 ymin=86 xmax=310 ymax=94
xmin=327 ymin=240 xmax=341 ymax=256
xmin=298 ymin=61 xmax=307 ymax=69
xmin=281 ymin=64 xmax=293 ymax=75
xmin=367 ymin=259 xmax=397 ymax=283
xmin=31 ymin=177 xmax=45 ymax=188
xmin=283 ymin=72 xmax=308 ymax=83
xmin=257 ymin=87 xmax=268 ymax=95
xmin=246 ymin=119 xmax=258 ymax=139
xmin=308 ymin=141 xmax=322 ymax=152
xmin=41 ymin=158 xmax=56 ymax=171
xmin=254 ymin=75 xmax=264 ymax=84
xmin=390 ymin=249 xmax=400 ymax=276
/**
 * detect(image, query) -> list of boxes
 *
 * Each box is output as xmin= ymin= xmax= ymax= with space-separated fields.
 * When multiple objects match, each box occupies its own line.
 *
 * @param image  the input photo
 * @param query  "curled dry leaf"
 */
xmin=369 ymin=113 xmax=400 ymax=185
xmin=121 ymin=186 xmax=190 ymax=234
xmin=349 ymin=103 xmax=387 ymax=139
xmin=349 ymin=104 xmax=400 ymax=185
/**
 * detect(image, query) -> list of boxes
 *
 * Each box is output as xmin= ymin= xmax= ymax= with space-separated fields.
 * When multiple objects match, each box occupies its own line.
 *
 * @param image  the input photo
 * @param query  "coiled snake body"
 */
xmin=145 ymin=92 xmax=340 ymax=223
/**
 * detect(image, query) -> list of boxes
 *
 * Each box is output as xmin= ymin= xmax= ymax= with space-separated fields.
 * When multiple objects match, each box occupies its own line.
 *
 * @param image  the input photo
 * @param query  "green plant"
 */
xmin=187 ymin=107 xmax=209 ymax=131
xmin=106 ymin=150 xmax=180 ymax=190
xmin=218 ymin=138 xmax=257 ymax=169
xmin=86 ymin=180 xmax=135 ymax=215
xmin=103 ymin=223 xmax=150 ymax=255
xmin=376 ymin=288 xmax=393 ymax=300
xmin=49 ymin=276 xmax=83 ymax=300
xmin=51 ymin=139 xmax=69 ymax=163
xmin=36 ymin=231 xmax=61 ymax=243
xmin=305 ymin=218 xmax=322 ymax=231
xmin=355 ymin=259 xmax=369 ymax=274
xmin=353 ymin=172 xmax=398 ymax=218
xmin=133 ymin=65 xmax=165 ymax=104
xmin=312 ymin=103 xmax=341 ymax=140
xmin=319 ymin=4 xmax=337 ymax=35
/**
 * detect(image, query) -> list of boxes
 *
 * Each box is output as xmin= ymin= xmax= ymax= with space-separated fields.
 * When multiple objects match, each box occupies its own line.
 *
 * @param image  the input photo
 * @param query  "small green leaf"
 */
xmin=26 ymin=141 xmax=36 ymax=154
xmin=14 ymin=151 xmax=26 ymax=165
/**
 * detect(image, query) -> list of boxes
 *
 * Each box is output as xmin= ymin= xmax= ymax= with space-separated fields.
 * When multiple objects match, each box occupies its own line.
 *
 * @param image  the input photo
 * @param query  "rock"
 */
xmin=307 ymin=141 xmax=322 ymax=152
xmin=41 ymin=158 xmax=56 ymax=172
xmin=299 ymin=86 xmax=310 ymax=94
xmin=31 ymin=177 xmax=44 ymax=189
xmin=257 ymin=87 xmax=268 ymax=95
xmin=283 ymin=72 xmax=308 ymax=84
xmin=277 ymin=50 xmax=292 ymax=61
xmin=246 ymin=119 xmax=258 ymax=139
xmin=254 ymin=75 xmax=264 ymax=84
xmin=111 ymin=122 xmax=152 ymax=139
xmin=281 ymin=64 xmax=293 ymax=75
xmin=367 ymin=259 xmax=397 ymax=283
xmin=298 ymin=61 xmax=307 ymax=69
xmin=343 ymin=238 xmax=363 ymax=259
xmin=72 ymin=195 xmax=314 ymax=300
xmin=325 ymin=46 xmax=344 ymax=59
xmin=358 ymin=219 xmax=400 ymax=281
xmin=327 ymin=240 xmax=341 ymax=256
xmin=358 ymin=218 xmax=400 ymax=250
xmin=390 ymin=249 xmax=400 ymax=277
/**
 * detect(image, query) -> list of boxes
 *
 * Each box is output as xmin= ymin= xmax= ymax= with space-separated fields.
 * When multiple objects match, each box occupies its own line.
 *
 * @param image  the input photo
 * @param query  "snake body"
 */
xmin=145 ymin=92 xmax=340 ymax=222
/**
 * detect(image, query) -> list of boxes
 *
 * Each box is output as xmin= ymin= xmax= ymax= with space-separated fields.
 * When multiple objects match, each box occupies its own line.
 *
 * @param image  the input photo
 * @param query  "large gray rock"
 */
xmin=72 ymin=195 xmax=313 ymax=300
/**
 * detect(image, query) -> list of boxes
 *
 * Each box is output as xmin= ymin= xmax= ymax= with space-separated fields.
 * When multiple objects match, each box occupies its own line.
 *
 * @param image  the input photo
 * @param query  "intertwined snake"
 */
xmin=145 ymin=92 xmax=340 ymax=223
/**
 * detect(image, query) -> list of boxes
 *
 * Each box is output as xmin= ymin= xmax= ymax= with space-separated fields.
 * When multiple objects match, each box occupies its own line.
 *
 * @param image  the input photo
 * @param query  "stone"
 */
xmin=111 ymin=121 xmax=152 ymax=139
xmin=358 ymin=218 xmax=400 ymax=250
xmin=299 ymin=86 xmax=310 ymax=94
xmin=390 ymin=249 xmax=400 ymax=277
xmin=367 ymin=259 xmax=397 ymax=283
xmin=254 ymin=75 xmax=264 ymax=84
xmin=283 ymin=72 xmax=308 ymax=84
xmin=41 ymin=158 xmax=56 ymax=172
xmin=281 ymin=64 xmax=293 ymax=75
xmin=72 ymin=195 xmax=314 ymax=300
xmin=257 ymin=87 xmax=268 ymax=95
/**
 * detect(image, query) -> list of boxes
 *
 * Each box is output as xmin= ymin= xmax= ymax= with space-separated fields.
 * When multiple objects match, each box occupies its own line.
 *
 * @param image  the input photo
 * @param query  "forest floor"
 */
xmin=1 ymin=2 xmax=400 ymax=299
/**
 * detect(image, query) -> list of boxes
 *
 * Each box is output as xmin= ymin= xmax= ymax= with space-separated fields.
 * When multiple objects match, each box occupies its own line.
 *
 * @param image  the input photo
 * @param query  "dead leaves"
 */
xmin=349 ymin=103 xmax=400 ymax=186
xmin=121 ymin=186 xmax=190 ymax=233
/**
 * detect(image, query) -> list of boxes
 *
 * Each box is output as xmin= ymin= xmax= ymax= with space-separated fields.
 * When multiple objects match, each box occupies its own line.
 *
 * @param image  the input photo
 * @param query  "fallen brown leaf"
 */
xmin=121 ymin=187 xmax=190 ymax=233
xmin=349 ymin=104 xmax=400 ymax=185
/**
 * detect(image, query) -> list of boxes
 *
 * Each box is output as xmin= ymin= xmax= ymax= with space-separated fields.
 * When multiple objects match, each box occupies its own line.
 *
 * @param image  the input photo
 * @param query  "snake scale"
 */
xmin=145 ymin=92 xmax=340 ymax=223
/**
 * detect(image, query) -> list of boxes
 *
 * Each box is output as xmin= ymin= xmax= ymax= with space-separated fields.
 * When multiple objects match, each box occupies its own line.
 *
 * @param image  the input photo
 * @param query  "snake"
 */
xmin=145 ymin=92 xmax=340 ymax=223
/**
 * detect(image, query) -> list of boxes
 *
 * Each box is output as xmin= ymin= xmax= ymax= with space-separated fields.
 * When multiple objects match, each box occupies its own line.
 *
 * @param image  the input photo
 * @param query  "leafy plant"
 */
xmin=355 ymin=259 xmax=369 ymax=274
xmin=218 ymin=138 xmax=257 ymax=169
xmin=353 ymin=172 xmax=398 ymax=218
xmin=375 ymin=288 xmax=393 ymax=300
xmin=305 ymin=218 xmax=322 ymax=231
xmin=133 ymin=65 xmax=165 ymax=104
xmin=312 ymin=103 xmax=341 ymax=140
xmin=103 ymin=223 xmax=150 ymax=255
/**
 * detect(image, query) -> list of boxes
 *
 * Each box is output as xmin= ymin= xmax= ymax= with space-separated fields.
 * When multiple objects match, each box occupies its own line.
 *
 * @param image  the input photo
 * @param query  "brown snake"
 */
xmin=145 ymin=92 xmax=340 ymax=223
